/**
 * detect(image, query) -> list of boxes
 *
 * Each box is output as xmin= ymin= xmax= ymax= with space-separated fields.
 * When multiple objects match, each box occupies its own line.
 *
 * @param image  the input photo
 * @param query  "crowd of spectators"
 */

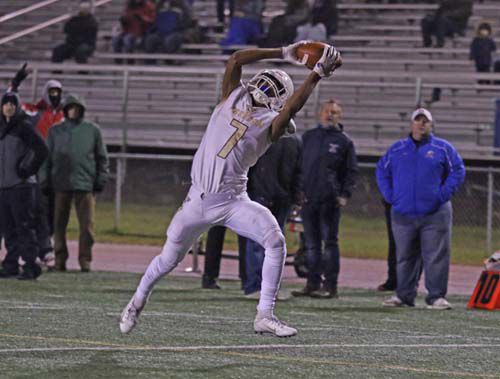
xmin=0 ymin=65 xmax=109 ymax=279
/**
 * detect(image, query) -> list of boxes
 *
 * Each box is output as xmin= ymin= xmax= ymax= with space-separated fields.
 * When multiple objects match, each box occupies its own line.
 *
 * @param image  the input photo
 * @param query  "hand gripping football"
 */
xmin=296 ymin=41 xmax=329 ymax=70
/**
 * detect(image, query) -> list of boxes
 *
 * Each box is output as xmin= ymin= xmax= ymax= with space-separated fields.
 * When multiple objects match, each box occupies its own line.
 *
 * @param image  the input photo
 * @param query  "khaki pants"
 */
xmin=54 ymin=191 xmax=95 ymax=270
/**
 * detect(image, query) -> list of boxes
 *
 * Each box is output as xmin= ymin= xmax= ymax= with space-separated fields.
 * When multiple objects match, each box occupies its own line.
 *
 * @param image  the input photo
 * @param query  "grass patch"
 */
xmin=66 ymin=201 xmax=491 ymax=266
xmin=0 ymin=272 xmax=499 ymax=378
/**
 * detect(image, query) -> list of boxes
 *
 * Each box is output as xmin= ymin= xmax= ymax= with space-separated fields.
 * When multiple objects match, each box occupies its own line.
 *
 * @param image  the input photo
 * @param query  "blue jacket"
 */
xmin=376 ymin=135 xmax=465 ymax=216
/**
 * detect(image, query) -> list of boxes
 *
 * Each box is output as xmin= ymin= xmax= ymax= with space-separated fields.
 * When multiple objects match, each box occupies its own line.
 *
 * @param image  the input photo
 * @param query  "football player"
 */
xmin=120 ymin=41 xmax=342 ymax=337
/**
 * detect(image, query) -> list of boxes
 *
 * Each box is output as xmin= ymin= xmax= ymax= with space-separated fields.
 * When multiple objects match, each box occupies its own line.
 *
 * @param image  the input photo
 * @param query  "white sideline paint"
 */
xmin=1 ymin=343 xmax=500 ymax=354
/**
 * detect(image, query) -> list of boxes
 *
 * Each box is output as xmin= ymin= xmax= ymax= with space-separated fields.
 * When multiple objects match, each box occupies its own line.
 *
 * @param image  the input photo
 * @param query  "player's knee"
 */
xmin=159 ymin=239 xmax=188 ymax=268
xmin=263 ymin=230 xmax=286 ymax=251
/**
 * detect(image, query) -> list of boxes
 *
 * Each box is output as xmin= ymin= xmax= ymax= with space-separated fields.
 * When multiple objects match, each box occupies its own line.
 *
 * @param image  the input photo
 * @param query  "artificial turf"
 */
xmin=1 ymin=272 xmax=499 ymax=378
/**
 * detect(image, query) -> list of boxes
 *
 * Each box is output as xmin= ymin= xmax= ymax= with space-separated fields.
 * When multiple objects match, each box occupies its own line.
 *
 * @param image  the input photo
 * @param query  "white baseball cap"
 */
xmin=411 ymin=108 xmax=433 ymax=122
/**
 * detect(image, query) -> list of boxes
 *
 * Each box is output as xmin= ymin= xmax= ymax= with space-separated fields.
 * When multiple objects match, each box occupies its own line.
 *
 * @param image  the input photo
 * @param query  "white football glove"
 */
xmin=313 ymin=45 xmax=342 ymax=78
xmin=281 ymin=40 xmax=311 ymax=66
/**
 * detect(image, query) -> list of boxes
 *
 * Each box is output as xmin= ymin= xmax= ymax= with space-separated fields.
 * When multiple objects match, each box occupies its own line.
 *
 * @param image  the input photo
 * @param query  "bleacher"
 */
xmin=1 ymin=0 xmax=500 ymax=159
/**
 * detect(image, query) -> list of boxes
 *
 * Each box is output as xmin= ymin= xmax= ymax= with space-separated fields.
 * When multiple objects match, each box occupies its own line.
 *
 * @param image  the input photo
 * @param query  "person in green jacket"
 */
xmin=45 ymin=94 xmax=109 ymax=272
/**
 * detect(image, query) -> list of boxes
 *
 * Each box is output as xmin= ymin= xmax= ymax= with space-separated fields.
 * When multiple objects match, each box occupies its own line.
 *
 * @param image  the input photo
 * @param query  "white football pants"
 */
xmin=134 ymin=186 xmax=286 ymax=315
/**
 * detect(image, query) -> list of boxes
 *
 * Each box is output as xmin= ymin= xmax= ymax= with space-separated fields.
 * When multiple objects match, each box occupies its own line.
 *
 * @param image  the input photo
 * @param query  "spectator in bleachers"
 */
xmin=144 ymin=0 xmax=193 ymax=58
xmin=216 ymin=0 xmax=235 ymax=31
xmin=377 ymin=108 xmax=465 ymax=310
xmin=0 ymin=92 xmax=48 ymax=280
xmin=45 ymin=94 xmax=109 ymax=272
xmin=470 ymin=22 xmax=497 ymax=84
xmin=309 ymin=0 xmax=338 ymax=37
xmin=292 ymin=99 xmax=358 ymax=299
xmin=294 ymin=10 xmax=327 ymax=43
xmin=112 ymin=0 xmax=157 ymax=60
xmin=421 ymin=0 xmax=472 ymax=48
xmin=244 ymin=131 xmax=302 ymax=299
xmin=220 ymin=0 xmax=265 ymax=48
xmin=258 ymin=0 xmax=310 ymax=47
xmin=9 ymin=64 xmax=65 ymax=268
xmin=51 ymin=2 xmax=98 ymax=64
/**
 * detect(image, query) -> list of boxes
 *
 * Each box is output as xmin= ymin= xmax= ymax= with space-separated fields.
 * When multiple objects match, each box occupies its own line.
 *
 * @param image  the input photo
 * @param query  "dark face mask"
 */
xmin=49 ymin=94 xmax=61 ymax=108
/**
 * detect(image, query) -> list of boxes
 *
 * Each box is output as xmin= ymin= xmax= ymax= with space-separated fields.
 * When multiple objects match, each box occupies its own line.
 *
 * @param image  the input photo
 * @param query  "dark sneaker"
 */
xmin=377 ymin=281 xmax=396 ymax=292
xmin=291 ymin=286 xmax=318 ymax=297
xmin=310 ymin=288 xmax=338 ymax=299
xmin=17 ymin=265 xmax=42 ymax=281
xmin=202 ymin=275 xmax=221 ymax=290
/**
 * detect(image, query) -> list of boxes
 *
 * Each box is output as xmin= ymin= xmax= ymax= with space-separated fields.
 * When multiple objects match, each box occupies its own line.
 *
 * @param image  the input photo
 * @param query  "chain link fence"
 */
xmin=97 ymin=155 xmax=500 ymax=265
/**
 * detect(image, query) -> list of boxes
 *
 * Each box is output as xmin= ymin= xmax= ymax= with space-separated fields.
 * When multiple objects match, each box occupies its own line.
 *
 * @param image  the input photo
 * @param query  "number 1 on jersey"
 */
xmin=217 ymin=119 xmax=248 ymax=159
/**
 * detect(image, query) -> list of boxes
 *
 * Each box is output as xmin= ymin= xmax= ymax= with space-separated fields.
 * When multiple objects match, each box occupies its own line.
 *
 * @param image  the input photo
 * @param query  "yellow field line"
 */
xmin=0 ymin=333 xmax=150 ymax=350
xmin=222 ymin=351 xmax=499 ymax=378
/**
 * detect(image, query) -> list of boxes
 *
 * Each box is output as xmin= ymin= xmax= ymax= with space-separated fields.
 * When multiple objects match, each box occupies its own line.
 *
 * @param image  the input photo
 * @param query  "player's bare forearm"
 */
xmin=270 ymin=72 xmax=322 ymax=141
xmin=221 ymin=48 xmax=283 ymax=100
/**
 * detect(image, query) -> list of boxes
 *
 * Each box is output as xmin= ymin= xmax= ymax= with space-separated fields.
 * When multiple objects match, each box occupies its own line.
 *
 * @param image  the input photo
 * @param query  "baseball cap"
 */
xmin=411 ymin=108 xmax=432 ymax=122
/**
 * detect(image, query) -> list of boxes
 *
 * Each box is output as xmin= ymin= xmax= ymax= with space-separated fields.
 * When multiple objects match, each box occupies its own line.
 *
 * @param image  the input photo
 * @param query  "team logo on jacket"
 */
xmin=425 ymin=150 xmax=435 ymax=159
xmin=329 ymin=143 xmax=339 ymax=153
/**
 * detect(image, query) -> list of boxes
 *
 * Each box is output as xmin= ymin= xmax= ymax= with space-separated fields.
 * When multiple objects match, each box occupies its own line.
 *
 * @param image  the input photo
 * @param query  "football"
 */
xmin=296 ymin=41 xmax=328 ymax=69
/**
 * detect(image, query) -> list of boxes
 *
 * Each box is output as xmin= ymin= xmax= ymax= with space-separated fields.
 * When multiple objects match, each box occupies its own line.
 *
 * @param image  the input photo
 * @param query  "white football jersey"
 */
xmin=191 ymin=85 xmax=278 ymax=194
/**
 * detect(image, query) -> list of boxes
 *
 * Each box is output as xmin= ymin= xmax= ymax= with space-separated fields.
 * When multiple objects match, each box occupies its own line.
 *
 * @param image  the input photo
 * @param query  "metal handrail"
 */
xmin=0 ymin=0 xmax=112 ymax=46
xmin=0 ymin=0 xmax=63 ymax=24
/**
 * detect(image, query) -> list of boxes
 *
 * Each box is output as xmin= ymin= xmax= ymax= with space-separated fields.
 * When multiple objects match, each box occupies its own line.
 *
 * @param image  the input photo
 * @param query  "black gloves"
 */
xmin=11 ymin=62 xmax=29 ymax=91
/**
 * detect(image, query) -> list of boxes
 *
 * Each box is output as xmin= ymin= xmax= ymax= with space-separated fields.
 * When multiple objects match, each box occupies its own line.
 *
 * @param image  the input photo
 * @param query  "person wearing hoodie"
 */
xmin=45 ymin=94 xmax=109 ymax=272
xmin=0 ymin=92 xmax=48 ymax=280
xmin=9 ymin=63 xmax=65 ymax=268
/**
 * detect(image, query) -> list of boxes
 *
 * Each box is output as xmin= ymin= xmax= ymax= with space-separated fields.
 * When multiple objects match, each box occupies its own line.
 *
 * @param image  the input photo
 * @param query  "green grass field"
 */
xmin=1 ymin=272 xmax=499 ymax=378
xmin=68 ymin=201 xmax=492 ymax=265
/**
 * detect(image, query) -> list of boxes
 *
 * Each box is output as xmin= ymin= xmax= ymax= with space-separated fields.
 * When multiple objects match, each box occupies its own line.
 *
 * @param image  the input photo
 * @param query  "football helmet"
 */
xmin=247 ymin=69 xmax=294 ymax=112
xmin=485 ymin=251 xmax=500 ymax=271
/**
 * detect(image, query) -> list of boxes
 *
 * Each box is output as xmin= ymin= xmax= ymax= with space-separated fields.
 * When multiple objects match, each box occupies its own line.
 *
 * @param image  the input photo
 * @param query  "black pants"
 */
xmin=35 ymin=184 xmax=54 ymax=259
xmin=52 ymin=43 xmax=94 ymax=63
xmin=203 ymin=225 xmax=246 ymax=283
xmin=421 ymin=15 xmax=458 ymax=47
xmin=0 ymin=186 xmax=40 ymax=275
xmin=217 ymin=0 xmax=234 ymax=23
xmin=302 ymin=200 xmax=341 ymax=290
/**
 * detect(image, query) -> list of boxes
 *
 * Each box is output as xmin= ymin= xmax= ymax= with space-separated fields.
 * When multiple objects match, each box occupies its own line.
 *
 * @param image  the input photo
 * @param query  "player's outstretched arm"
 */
xmin=221 ymin=48 xmax=283 ymax=101
xmin=270 ymin=46 xmax=341 ymax=142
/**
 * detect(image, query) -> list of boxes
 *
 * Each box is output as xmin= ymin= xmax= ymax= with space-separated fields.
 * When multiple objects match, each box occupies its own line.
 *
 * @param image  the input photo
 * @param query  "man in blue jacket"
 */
xmin=376 ymin=108 xmax=465 ymax=310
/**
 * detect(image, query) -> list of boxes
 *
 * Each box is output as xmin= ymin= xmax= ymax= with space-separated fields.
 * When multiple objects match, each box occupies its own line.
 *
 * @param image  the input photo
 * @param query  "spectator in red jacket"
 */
xmin=112 ymin=0 xmax=157 ymax=59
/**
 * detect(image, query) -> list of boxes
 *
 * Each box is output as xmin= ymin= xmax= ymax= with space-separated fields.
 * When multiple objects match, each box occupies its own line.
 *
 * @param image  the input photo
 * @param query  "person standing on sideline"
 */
xmin=119 ymin=42 xmax=343 ymax=338
xmin=0 ymin=92 xmax=48 ymax=280
xmin=201 ymin=226 xmax=247 ymax=290
xmin=8 ymin=63 xmax=65 ymax=268
xmin=377 ymin=108 xmax=465 ymax=310
xmin=291 ymin=99 xmax=358 ymax=299
xmin=45 ymin=94 xmax=109 ymax=272
xmin=244 ymin=131 xmax=302 ymax=298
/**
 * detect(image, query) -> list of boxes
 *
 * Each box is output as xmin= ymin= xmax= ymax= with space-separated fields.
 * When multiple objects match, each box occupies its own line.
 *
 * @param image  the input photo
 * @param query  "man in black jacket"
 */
xmin=52 ymin=2 xmax=98 ymax=64
xmin=292 ymin=99 xmax=358 ymax=298
xmin=0 ymin=92 xmax=48 ymax=280
xmin=244 ymin=132 xmax=302 ymax=298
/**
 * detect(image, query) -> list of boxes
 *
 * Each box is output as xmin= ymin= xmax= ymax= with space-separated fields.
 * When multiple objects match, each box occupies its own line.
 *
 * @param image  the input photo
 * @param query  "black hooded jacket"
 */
xmin=0 ymin=92 xmax=48 ymax=189
xmin=247 ymin=133 xmax=302 ymax=206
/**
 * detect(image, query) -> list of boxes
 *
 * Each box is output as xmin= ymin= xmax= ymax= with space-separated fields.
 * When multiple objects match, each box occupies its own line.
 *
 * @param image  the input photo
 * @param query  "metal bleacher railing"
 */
xmin=1 ymin=61 xmax=499 ymax=160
